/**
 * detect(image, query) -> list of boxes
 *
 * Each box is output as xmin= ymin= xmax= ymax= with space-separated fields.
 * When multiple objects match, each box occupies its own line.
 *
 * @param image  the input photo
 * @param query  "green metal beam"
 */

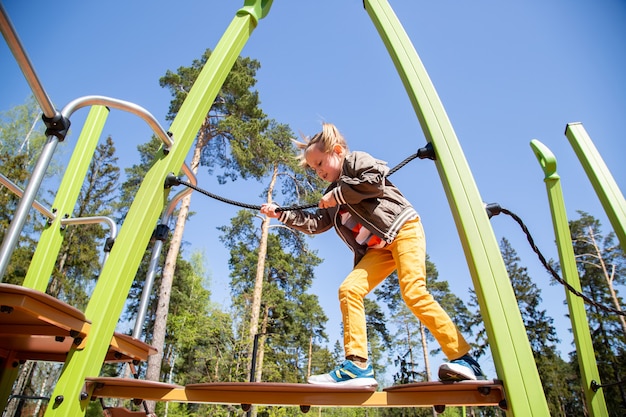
xmin=565 ymin=122 xmax=626 ymax=253
xmin=363 ymin=0 xmax=549 ymax=415
xmin=530 ymin=139 xmax=608 ymax=417
xmin=22 ymin=105 xmax=109 ymax=292
xmin=42 ymin=2 xmax=273 ymax=416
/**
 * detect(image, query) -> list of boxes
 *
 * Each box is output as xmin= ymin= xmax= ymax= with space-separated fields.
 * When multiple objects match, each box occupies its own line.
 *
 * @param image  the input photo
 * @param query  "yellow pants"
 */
xmin=339 ymin=217 xmax=471 ymax=361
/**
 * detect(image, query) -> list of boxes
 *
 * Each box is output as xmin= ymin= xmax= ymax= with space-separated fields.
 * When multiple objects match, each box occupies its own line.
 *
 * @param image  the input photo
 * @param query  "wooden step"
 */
xmin=86 ymin=378 xmax=507 ymax=410
xmin=0 ymin=284 xmax=155 ymax=364
xmin=0 ymin=283 xmax=90 ymax=344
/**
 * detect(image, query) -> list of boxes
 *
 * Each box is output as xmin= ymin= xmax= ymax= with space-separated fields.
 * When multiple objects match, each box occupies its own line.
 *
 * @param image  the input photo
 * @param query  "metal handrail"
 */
xmin=0 ymin=2 xmax=55 ymax=118
xmin=0 ymin=173 xmax=54 ymax=219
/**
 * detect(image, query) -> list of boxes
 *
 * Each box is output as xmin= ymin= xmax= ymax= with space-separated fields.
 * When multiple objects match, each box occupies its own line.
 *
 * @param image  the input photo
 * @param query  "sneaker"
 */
xmin=308 ymin=360 xmax=378 ymax=387
xmin=438 ymin=354 xmax=486 ymax=381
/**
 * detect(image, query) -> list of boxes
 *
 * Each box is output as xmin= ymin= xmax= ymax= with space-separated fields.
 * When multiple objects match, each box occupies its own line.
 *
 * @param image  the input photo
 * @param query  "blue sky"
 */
xmin=2 ymin=1 xmax=625 ymax=382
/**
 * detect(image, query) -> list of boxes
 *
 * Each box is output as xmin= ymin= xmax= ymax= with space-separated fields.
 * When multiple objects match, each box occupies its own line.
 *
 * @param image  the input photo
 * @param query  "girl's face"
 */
xmin=305 ymin=143 xmax=344 ymax=183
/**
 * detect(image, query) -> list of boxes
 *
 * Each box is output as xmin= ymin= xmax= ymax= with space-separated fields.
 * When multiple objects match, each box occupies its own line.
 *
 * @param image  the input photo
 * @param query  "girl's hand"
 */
xmin=319 ymin=191 xmax=337 ymax=209
xmin=261 ymin=203 xmax=280 ymax=218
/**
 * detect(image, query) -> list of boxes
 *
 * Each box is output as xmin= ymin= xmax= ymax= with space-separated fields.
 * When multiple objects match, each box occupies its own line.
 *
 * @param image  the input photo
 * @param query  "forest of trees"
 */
xmin=1 ymin=50 xmax=625 ymax=417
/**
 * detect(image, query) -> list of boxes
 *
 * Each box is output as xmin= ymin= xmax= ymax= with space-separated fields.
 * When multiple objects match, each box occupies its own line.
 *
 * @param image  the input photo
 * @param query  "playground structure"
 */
xmin=0 ymin=0 xmax=624 ymax=415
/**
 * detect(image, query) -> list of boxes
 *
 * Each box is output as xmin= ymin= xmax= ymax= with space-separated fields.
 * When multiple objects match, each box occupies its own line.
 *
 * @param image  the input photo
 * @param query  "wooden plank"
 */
xmin=0 ymin=284 xmax=90 ymax=338
xmin=0 ymin=285 xmax=155 ymax=364
xmin=384 ymin=380 xmax=506 ymax=408
xmin=86 ymin=379 xmax=506 ymax=409
xmin=107 ymin=333 xmax=157 ymax=363
xmin=87 ymin=378 xmax=183 ymax=403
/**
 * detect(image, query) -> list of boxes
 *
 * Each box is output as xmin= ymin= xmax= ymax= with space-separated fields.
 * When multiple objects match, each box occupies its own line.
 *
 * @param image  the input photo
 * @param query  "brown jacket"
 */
xmin=278 ymin=151 xmax=418 ymax=266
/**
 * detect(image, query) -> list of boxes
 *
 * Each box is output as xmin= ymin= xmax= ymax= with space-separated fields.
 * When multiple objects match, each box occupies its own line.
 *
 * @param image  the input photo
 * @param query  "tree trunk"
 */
xmin=587 ymin=226 xmax=626 ymax=337
xmin=255 ymin=305 xmax=270 ymax=383
xmin=307 ymin=333 xmax=313 ymax=379
xmin=246 ymin=165 xmax=278 ymax=417
xmin=419 ymin=322 xmax=431 ymax=381
xmin=144 ymin=128 xmax=208 ymax=411
xmin=247 ymin=164 xmax=278 ymax=372
xmin=4 ymin=361 xmax=34 ymax=417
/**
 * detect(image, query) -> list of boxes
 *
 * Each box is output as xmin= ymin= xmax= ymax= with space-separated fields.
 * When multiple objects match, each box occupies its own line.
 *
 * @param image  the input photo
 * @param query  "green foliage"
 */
xmin=219 ymin=208 xmax=327 ymax=383
xmin=0 ymin=95 xmax=49 ymax=171
xmin=166 ymin=251 xmax=237 ymax=385
xmin=115 ymin=135 xmax=163 ymax=224
xmin=159 ymin=49 xmax=270 ymax=184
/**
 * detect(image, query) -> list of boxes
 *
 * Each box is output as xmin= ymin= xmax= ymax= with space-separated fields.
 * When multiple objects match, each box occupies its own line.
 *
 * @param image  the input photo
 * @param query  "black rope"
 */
xmin=169 ymin=178 xmax=267 ymax=211
xmin=491 ymin=205 xmax=626 ymax=317
xmin=167 ymin=143 xmax=435 ymax=213
xmin=171 ymin=157 xmax=624 ymax=318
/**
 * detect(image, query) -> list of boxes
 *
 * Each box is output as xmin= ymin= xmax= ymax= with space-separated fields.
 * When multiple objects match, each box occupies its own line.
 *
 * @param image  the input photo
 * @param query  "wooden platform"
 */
xmin=0 ymin=284 xmax=155 ymax=364
xmin=86 ymin=378 xmax=507 ymax=410
xmin=0 ymin=283 xmax=90 ymax=343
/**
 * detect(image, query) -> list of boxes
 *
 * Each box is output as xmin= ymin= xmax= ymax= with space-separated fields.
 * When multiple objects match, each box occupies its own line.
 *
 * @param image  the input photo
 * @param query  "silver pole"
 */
xmin=132 ymin=185 xmax=193 ymax=339
xmin=0 ymin=134 xmax=60 ymax=280
xmin=0 ymin=93 xmax=197 ymax=280
xmin=0 ymin=172 xmax=55 ymax=219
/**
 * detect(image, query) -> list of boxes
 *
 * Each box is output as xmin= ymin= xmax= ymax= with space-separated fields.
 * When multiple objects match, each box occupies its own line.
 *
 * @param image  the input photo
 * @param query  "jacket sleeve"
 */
xmin=332 ymin=151 xmax=390 ymax=206
xmin=278 ymin=207 xmax=335 ymax=235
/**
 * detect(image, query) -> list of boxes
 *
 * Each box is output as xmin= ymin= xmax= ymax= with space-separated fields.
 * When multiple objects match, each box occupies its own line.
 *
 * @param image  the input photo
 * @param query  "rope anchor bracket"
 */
xmin=417 ymin=142 xmax=435 ymax=160
xmin=164 ymin=173 xmax=181 ymax=189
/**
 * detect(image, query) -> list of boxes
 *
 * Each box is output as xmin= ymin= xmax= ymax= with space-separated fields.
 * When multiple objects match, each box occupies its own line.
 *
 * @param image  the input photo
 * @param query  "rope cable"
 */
xmin=169 ymin=153 xmax=624 ymax=318
xmin=170 ymin=146 xmax=430 ymax=212
xmin=499 ymin=207 xmax=625 ymax=317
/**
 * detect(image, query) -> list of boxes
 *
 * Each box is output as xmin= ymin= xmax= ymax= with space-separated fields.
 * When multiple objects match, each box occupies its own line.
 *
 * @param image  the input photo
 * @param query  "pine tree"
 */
xmin=152 ymin=251 xmax=236 ymax=417
xmin=6 ymin=134 xmax=119 ymax=417
xmin=144 ymin=51 xmax=271 ymax=410
xmin=569 ymin=212 xmax=626 ymax=414
xmin=218 ymin=208 xmax=325 ymax=382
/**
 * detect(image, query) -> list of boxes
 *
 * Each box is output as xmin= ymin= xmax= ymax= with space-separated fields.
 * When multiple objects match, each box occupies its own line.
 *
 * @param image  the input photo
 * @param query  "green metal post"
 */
xmin=0 ymin=354 xmax=20 ymax=415
xmin=530 ymin=139 xmax=608 ymax=417
xmin=43 ymin=1 xmax=273 ymax=416
xmin=22 ymin=105 xmax=109 ymax=292
xmin=364 ymin=1 xmax=549 ymax=415
xmin=0 ymin=105 xmax=108 ymax=412
xmin=565 ymin=122 xmax=626 ymax=253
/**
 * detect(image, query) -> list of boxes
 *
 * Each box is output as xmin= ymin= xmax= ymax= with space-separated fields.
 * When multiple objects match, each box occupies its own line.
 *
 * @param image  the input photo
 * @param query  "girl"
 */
xmin=261 ymin=123 xmax=483 ymax=387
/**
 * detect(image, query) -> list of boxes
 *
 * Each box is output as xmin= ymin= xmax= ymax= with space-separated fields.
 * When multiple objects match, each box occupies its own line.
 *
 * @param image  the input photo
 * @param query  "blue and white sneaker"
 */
xmin=308 ymin=360 xmax=378 ymax=387
xmin=438 ymin=354 xmax=486 ymax=381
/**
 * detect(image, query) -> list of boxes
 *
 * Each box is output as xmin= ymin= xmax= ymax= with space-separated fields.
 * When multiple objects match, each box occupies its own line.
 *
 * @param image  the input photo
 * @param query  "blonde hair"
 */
xmin=294 ymin=122 xmax=349 ymax=168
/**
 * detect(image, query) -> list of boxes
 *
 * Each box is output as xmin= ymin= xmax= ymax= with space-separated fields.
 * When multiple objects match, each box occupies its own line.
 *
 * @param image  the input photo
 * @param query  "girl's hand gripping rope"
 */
xmin=260 ymin=203 xmax=280 ymax=218
xmin=319 ymin=190 xmax=338 ymax=209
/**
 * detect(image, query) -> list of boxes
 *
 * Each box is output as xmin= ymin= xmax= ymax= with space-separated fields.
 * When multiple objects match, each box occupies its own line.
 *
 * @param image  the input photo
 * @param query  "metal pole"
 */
xmin=565 ymin=122 xmax=626 ymax=253
xmin=364 ymin=1 xmax=549 ymax=414
xmin=0 ymin=1 xmax=55 ymax=117
xmin=0 ymin=134 xmax=60 ymax=280
xmin=0 ymin=173 xmax=54 ymax=219
xmin=530 ymin=139 xmax=608 ymax=417
xmin=132 ymin=185 xmax=195 ymax=340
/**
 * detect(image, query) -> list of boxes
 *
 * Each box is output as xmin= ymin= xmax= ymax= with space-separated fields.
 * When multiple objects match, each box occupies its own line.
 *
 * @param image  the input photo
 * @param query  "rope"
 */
xmin=498 ymin=207 xmax=626 ymax=317
xmin=169 ymin=144 xmax=434 ymax=213
xmin=170 ymin=155 xmax=624 ymax=318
